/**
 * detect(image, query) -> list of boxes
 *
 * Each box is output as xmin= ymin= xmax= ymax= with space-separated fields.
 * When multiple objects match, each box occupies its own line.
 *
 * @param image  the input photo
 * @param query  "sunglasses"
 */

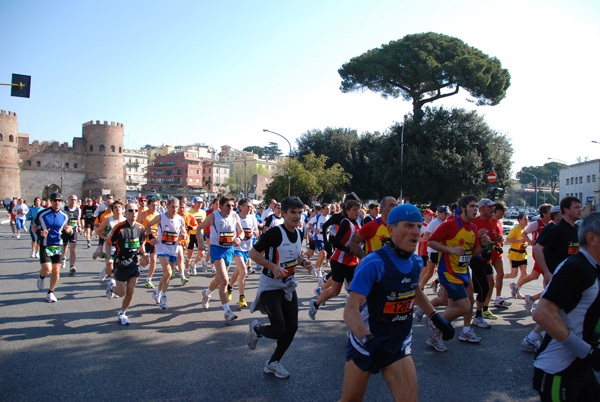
xmin=52 ymin=199 xmax=62 ymax=202
xmin=127 ymin=209 xmax=139 ymax=213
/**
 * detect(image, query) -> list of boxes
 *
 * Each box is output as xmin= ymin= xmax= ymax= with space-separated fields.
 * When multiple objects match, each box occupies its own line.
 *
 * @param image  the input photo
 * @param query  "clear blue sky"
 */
xmin=2 ymin=0 xmax=599 ymax=175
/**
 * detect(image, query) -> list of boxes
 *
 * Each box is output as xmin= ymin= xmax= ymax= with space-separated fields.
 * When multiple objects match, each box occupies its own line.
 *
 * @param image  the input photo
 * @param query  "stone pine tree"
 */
xmin=338 ymin=32 xmax=511 ymax=122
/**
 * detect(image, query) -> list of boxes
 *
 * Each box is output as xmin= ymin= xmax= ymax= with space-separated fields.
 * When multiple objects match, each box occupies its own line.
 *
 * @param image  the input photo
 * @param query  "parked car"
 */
xmin=502 ymin=219 xmax=518 ymax=235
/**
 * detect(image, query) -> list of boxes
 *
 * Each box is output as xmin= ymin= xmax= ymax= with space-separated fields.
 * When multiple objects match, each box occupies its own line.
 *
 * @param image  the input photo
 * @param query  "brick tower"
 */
xmin=0 ymin=110 xmax=21 ymax=199
xmin=82 ymin=120 xmax=126 ymax=199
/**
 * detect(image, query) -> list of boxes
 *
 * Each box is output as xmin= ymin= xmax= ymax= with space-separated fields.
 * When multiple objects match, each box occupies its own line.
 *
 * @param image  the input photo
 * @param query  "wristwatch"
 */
xmin=361 ymin=334 xmax=375 ymax=346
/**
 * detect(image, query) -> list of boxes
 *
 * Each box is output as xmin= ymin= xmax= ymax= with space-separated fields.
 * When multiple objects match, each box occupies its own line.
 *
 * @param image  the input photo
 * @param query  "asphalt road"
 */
xmin=0 ymin=224 xmax=554 ymax=401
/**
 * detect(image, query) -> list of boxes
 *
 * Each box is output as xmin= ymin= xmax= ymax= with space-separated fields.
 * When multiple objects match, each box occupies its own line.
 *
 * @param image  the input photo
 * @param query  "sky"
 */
xmin=1 ymin=0 xmax=599 ymax=176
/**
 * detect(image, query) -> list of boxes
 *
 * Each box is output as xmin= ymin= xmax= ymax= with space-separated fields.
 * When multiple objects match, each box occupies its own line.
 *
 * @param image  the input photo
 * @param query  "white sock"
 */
xmin=161 ymin=291 xmax=166 ymax=297
xmin=222 ymin=303 xmax=230 ymax=312
xmin=462 ymin=327 xmax=470 ymax=333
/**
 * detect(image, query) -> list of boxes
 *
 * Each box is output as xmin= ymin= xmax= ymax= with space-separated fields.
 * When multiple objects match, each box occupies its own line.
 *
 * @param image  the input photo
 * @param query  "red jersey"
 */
xmin=331 ymin=218 xmax=361 ymax=266
xmin=358 ymin=218 xmax=389 ymax=254
xmin=417 ymin=222 xmax=428 ymax=256
xmin=472 ymin=216 xmax=502 ymax=262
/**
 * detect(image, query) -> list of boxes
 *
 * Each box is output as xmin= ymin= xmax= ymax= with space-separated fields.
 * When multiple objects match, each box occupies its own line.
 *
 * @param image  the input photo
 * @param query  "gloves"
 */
xmin=365 ymin=336 xmax=394 ymax=367
xmin=430 ymin=312 xmax=455 ymax=341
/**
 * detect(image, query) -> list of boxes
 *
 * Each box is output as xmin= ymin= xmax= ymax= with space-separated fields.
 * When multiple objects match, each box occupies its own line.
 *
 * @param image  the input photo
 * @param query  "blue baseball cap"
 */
xmin=387 ymin=204 xmax=423 ymax=225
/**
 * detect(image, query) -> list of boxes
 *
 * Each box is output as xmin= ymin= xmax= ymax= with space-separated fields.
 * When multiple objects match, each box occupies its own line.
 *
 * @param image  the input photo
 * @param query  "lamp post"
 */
xmin=519 ymin=171 xmax=538 ymax=208
xmin=263 ymin=129 xmax=292 ymax=197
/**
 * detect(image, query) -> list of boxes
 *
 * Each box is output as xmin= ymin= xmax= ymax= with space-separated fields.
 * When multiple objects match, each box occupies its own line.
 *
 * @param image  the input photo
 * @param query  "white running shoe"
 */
xmin=99 ymin=266 xmax=107 ymax=281
xmin=414 ymin=305 xmax=425 ymax=322
xmin=525 ymin=295 xmax=535 ymax=314
xmin=201 ymin=289 xmax=211 ymax=309
xmin=425 ymin=335 xmax=447 ymax=352
xmin=159 ymin=294 xmax=167 ymax=310
xmin=192 ymin=264 xmax=197 ymax=276
xmin=493 ymin=297 xmax=512 ymax=308
xmin=61 ymin=260 xmax=66 ymax=269
xmin=106 ymin=279 xmax=116 ymax=299
xmin=46 ymin=292 xmax=57 ymax=303
xmin=35 ymin=252 xmax=39 ymax=258
xmin=459 ymin=329 xmax=482 ymax=343
xmin=37 ymin=276 xmax=46 ymax=291
xmin=264 ymin=360 xmax=290 ymax=379
xmin=30 ymin=250 xmax=35 ymax=258
xmin=118 ymin=312 xmax=130 ymax=325
xmin=224 ymin=309 xmax=238 ymax=322
xmin=247 ymin=319 xmax=261 ymax=350
xmin=152 ymin=289 xmax=161 ymax=306
xmin=521 ymin=336 xmax=540 ymax=352
xmin=472 ymin=316 xmax=491 ymax=329
xmin=69 ymin=266 xmax=77 ymax=276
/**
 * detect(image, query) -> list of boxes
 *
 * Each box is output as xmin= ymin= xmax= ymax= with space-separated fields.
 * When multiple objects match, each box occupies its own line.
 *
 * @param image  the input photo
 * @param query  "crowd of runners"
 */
xmin=5 ymin=191 xmax=600 ymax=401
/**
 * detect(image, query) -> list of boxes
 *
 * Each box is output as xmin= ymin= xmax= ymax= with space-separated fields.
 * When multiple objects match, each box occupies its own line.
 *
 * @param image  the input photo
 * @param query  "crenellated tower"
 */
xmin=82 ymin=120 xmax=126 ymax=199
xmin=0 ymin=110 xmax=21 ymax=199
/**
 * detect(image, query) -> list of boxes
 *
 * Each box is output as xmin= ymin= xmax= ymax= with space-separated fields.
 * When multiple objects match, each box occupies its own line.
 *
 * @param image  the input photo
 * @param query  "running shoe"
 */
xmin=171 ymin=270 xmax=176 ymax=279
xmin=87 ymin=243 xmax=91 ymax=248
xmin=459 ymin=329 xmax=482 ymax=343
xmin=425 ymin=335 xmax=447 ymax=352
xmin=99 ymin=266 xmax=107 ymax=282
xmin=202 ymin=260 xmax=207 ymax=269
xmin=493 ymin=297 xmax=512 ymax=308
xmin=510 ymin=282 xmax=519 ymax=299
xmin=192 ymin=265 xmax=197 ymax=276
xmin=227 ymin=288 xmax=233 ymax=301
xmin=93 ymin=249 xmax=100 ymax=260
xmin=224 ymin=309 xmax=238 ymax=322
xmin=317 ymin=274 xmax=326 ymax=288
xmin=211 ymin=266 xmax=216 ymax=273
xmin=436 ymin=284 xmax=444 ymax=298
xmin=431 ymin=281 xmax=439 ymax=295
xmin=37 ymin=276 xmax=46 ymax=291
xmin=482 ymin=310 xmax=498 ymax=320
xmin=181 ymin=276 xmax=188 ymax=286
xmin=106 ymin=279 xmax=116 ymax=299
xmin=145 ymin=279 xmax=154 ymax=289
xmin=426 ymin=317 xmax=440 ymax=339
xmin=35 ymin=252 xmax=39 ymax=258
xmin=159 ymin=294 xmax=167 ymax=310
xmin=525 ymin=295 xmax=535 ymax=314
xmin=308 ymin=298 xmax=318 ymax=320
xmin=414 ymin=305 xmax=425 ymax=322
xmin=313 ymin=287 xmax=326 ymax=306
xmin=521 ymin=336 xmax=540 ymax=352
xmin=118 ymin=312 xmax=130 ymax=326
xmin=264 ymin=360 xmax=290 ymax=379
xmin=69 ymin=266 xmax=77 ymax=276
xmin=239 ymin=295 xmax=247 ymax=308
xmin=152 ymin=289 xmax=161 ymax=306
xmin=201 ymin=289 xmax=211 ymax=309
xmin=30 ymin=250 xmax=35 ymax=258
xmin=247 ymin=267 xmax=255 ymax=275
xmin=247 ymin=319 xmax=261 ymax=349
xmin=61 ymin=259 xmax=66 ymax=269
xmin=472 ymin=316 xmax=492 ymax=328
xmin=46 ymin=292 xmax=57 ymax=303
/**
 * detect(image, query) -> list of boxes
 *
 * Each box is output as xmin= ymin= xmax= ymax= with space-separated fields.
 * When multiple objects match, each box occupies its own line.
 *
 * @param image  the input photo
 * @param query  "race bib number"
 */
xmin=125 ymin=240 xmax=141 ymax=249
xmin=382 ymin=290 xmax=415 ymax=322
xmin=70 ymin=219 xmax=78 ymax=227
xmin=568 ymin=242 xmax=580 ymax=255
xmin=161 ymin=231 xmax=178 ymax=245
xmin=280 ymin=260 xmax=298 ymax=277
xmin=219 ymin=231 xmax=234 ymax=247
xmin=456 ymin=250 xmax=472 ymax=273
xmin=45 ymin=246 xmax=61 ymax=257
xmin=86 ymin=212 xmax=93 ymax=219
xmin=242 ymin=228 xmax=252 ymax=241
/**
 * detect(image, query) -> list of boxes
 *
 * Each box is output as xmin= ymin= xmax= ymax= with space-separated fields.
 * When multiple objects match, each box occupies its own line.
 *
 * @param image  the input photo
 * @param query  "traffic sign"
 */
xmin=487 ymin=172 xmax=497 ymax=183
xmin=312 ymin=196 xmax=317 ymax=202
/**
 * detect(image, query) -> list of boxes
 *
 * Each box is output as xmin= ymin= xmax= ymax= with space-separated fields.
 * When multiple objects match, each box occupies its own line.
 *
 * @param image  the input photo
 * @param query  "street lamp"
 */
xmin=263 ymin=129 xmax=292 ymax=197
xmin=519 ymin=171 xmax=538 ymax=208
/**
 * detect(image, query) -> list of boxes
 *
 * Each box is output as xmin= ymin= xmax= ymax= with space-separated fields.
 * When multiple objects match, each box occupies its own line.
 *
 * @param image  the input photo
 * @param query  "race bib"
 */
xmin=242 ymin=228 xmax=252 ymax=241
xmin=125 ymin=240 xmax=141 ymax=249
xmin=280 ymin=260 xmax=298 ymax=277
xmin=568 ymin=242 xmax=580 ymax=255
xmin=45 ymin=246 xmax=61 ymax=257
xmin=456 ymin=250 xmax=472 ymax=273
xmin=161 ymin=231 xmax=178 ymax=245
xmin=382 ymin=290 xmax=416 ymax=322
xmin=219 ymin=231 xmax=234 ymax=247
xmin=70 ymin=219 xmax=78 ymax=227
xmin=85 ymin=212 xmax=93 ymax=219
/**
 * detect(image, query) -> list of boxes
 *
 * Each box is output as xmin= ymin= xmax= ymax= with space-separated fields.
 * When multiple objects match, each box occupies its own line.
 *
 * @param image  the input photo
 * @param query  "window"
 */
xmin=0 ymin=133 xmax=3 ymax=141
xmin=65 ymin=162 xmax=69 ymax=168
xmin=166 ymin=169 xmax=172 ymax=175
xmin=587 ymin=175 xmax=591 ymax=183
xmin=110 ymin=145 xmax=115 ymax=152
xmin=593 ymin=175 xmax=596 ymax=182
xmin=74 ymin=163 xmax=77 ymax=168
xmin=571 ymin=177 xmax=574 ymax=185
xmin=9 ymin=135 xmax=14 ymax=142
xmin=27 ymin=160 xmax=31 ymax=166
xmin=580 ymin=176 xmax=583 ymax=184
xmin=197 ymin=170 xmax=200 ymax=174
xmin=90 ymin=145 xmax=94 ymax=152
xmin=119 ymin=147 xmax=122 ymax=153
xmin=99 ymin=144 xmax=105 ymax=152
xmin=36 ymin=161 xmax=41 ymax=167
xmin=177 ymin=169 xmax=181 ymax=175
xmin=566 ymin=178 xmax=569 ymax=185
